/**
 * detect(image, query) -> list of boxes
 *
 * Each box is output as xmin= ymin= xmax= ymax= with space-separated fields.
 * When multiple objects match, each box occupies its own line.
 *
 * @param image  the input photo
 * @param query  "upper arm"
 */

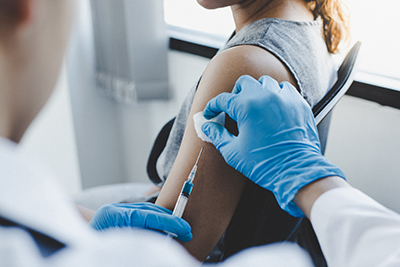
xmin=155 ymin=45 xmax=298 ymax=261
xmin=194 ymin=45 xmax=298 ymax=110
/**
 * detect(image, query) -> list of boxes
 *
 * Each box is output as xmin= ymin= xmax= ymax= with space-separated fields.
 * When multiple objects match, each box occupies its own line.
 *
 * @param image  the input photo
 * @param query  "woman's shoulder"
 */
xmin=216 ymin=17 xmax=334 ymax=104
xmin=201 ymin=45 xmax=297 ymax=91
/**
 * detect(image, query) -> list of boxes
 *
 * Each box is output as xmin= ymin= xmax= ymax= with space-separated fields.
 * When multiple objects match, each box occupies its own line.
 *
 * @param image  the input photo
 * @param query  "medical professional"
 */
xmin=0 ymin=0 xmax=196 ymax=265
xmin=0 ymin=0 xmax=318 ymax=266
xmin=200 ymin=75 xmax=400 ymax=266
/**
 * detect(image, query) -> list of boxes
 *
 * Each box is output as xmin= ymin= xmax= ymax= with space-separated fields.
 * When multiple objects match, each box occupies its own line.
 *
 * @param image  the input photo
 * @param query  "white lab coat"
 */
xmin=0 ymin=137 xmax=311 ymax=266
xmin=311 ymin=187 xmax=400 ymax=266
xmin=0 ymin=136 xmax=399 ymax=266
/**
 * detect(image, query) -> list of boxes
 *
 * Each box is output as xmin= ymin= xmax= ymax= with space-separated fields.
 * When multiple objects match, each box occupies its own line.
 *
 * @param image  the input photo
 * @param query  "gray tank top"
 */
xmin=156 ymin=18 xmax=337 ymax=186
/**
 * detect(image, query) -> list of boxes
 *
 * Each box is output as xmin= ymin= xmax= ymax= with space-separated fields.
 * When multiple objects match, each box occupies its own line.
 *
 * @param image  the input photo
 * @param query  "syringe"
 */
xmin=167 ymin=146 xmax=204 ymax=239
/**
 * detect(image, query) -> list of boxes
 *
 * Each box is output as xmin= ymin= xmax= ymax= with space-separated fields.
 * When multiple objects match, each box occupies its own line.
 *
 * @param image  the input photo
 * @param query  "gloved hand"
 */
xmin=89 ymin=202 xmax=192 ymax=242
xmin=201 ymin=75 xmax=345 ymax=217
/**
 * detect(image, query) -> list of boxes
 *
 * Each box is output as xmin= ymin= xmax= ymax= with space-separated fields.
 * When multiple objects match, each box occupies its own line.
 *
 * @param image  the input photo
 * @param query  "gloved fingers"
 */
xmin=232 ymin=75 xmax=260 ymax=94
xmin=89 ymin=204 xmax=116 ymax=230
xmin=279 ymin=81 xmax=309 ymax=107
xmin=88 ymin=202 xmax=193 ymax=242
xmin=111 ymin=202 xmax=173 ymax=215
xmin=258 ymin=75 xmax=282 ymax=94
xmin=140 ymin=211 xmax=193 ymax=242
xmin=203 ymin=92 xmax=236 ymax=120
xmin=202 ymin=121 xmax=235 ymax=152
xmin=203 ymin=75 xmax=267 ymax=122
xmin=279 ymin=81 xmax=298 ymax=95
xmin=88 ymin=216 xmax=104 ymax=230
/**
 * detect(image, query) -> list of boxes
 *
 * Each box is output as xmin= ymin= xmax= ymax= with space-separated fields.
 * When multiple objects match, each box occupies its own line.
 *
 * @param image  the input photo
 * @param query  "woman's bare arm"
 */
xmin=156 ymin=45 xmax=298 ymax=261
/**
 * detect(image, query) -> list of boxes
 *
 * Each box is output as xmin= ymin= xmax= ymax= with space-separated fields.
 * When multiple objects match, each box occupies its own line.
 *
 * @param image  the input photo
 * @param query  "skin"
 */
xmin=156 ymin=0 xmax=316 ymax=261
xmin=0 ymin=0 xmax=99 ymax=225
xmin=0 ymin=0 xmax=85 ymax=216
xmin=0 ymin=0 xmax=75 ymax=143
xmin=294 ymin=176 xmax=350 ymax=219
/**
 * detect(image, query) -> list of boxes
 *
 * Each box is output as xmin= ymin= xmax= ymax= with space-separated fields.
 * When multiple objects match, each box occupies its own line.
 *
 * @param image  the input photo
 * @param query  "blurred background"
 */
xmin=20 ymin=0 xmax=400 ymax=212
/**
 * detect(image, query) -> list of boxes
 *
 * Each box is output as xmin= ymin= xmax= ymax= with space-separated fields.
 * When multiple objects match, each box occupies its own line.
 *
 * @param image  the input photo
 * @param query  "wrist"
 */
xmin=268 ymin=151 xmax=346 ymax=217
xmin=294 ymin=176 xmax=350 ymax=219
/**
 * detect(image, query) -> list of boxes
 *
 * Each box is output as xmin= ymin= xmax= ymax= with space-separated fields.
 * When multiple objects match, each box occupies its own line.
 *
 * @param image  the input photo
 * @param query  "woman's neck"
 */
xmin=230 ymin=0 xmax=314 ymax=32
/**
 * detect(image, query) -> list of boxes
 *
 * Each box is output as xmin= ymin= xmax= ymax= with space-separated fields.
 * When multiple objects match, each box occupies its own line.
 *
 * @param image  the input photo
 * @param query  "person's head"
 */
xmin=304 ymin=0 xmax=350 ymax=53
xmin=0 ymin=0 xmax=75 ymax=142
xmin=196 ymin=0 xmax=241 ymax=10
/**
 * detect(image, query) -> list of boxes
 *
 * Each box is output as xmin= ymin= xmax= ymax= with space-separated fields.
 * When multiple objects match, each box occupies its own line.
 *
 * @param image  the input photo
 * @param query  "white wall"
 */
xmin=67 ymin=0 xmax=179 ymax=189
xmin=325 ymin=95 xmax=400 ymax=213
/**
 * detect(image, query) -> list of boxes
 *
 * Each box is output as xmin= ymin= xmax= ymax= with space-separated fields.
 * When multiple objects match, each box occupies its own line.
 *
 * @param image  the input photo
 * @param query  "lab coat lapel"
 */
xmin=0 ymin=137 xmax=90 ymax=245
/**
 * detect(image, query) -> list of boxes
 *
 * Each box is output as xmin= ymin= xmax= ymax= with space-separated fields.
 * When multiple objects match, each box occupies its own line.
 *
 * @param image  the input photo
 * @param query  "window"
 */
xmin=346 ymin=0 xmax=400 ymax=90
xmin=164 ymin=0 xmax=233 ymax=48
xmin=163 ymin=0 xmax=400 ymax=90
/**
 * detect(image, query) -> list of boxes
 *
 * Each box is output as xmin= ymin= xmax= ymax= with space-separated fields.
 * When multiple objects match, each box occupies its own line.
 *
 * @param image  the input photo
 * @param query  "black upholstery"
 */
xmin=146 ymin=117 xmax=175 ymax=185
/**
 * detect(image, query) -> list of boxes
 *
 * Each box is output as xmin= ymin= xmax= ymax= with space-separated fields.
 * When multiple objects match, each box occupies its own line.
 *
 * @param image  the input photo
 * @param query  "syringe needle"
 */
xmin=195 ymin=146 xmax=204 ymax=166
xmin=188 ymin=146 xmax=204 ymax=183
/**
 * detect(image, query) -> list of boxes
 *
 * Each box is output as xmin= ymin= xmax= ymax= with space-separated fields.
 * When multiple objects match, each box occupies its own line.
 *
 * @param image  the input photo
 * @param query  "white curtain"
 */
xmin=91 ymin=0 xmax=169 ymax=103
xmin=67 ymin=0 xmax=169 ymax=189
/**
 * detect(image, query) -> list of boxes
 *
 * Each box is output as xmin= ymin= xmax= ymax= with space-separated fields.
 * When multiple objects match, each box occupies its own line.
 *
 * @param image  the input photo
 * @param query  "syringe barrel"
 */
xmin=172 ymin=194 xmax=188 ymax=218
xmin=181 ymin=180 xmax=193 ymax=197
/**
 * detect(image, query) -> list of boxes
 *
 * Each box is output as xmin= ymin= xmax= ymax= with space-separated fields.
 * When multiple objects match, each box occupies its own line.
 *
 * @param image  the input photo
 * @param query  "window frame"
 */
xmin=166 ymin=26 xmax=400 ymax=109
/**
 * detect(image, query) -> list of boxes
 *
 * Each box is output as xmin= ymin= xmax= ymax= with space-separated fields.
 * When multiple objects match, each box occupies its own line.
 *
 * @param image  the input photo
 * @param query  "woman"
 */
xmin=154 ymin=0 xmax=350 ymax=264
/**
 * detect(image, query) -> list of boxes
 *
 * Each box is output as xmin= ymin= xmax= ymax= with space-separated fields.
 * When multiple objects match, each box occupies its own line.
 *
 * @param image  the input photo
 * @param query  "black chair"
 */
xmin=313 ymin=41 xmax=362 ymax=125
xmin=147 ymin=41 xmax=362 ymax=184
xmin=147 ymin=117 xmax=175 ymax=184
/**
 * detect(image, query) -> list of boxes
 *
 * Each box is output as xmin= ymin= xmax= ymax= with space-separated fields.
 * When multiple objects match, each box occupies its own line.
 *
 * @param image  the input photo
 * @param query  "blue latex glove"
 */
xmin=201 ymin=75 xmax=345 ymax=217
xmin=89 ymin=202 xmax=192 ymax=242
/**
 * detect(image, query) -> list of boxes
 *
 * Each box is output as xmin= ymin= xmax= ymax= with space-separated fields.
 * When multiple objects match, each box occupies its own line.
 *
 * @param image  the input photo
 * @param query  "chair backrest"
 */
xmin=313 ymin=41 xmax=362 ymax=125
xmin=147 ymin=117 xmax=175 ymax=184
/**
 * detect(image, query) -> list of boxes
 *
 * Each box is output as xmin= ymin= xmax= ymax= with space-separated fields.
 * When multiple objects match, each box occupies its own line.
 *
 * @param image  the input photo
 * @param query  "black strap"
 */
xmin=0 ymin=215 xmax=66 ymax=257
xmin=146 ymin=117 xmax=176 ymax=184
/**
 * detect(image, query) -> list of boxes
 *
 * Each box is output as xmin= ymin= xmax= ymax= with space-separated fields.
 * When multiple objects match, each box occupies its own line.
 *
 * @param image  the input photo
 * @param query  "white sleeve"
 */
xmin=311 ymin=187 xmax=400 ymax=267
xmin=216 ymin=243 xmax=313 ymax=267
xmin=1 ymin=226 xmax=315 ymax=267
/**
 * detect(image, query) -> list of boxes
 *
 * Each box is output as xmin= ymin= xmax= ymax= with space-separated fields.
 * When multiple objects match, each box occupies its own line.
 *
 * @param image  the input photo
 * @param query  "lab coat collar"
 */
xmin=0 ymin=137 xmax=90 ymax=246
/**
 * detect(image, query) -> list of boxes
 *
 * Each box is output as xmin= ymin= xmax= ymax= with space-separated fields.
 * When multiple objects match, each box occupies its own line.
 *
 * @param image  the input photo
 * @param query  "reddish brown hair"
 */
xmin=305 ymin=0 xmax=350 ymax=53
